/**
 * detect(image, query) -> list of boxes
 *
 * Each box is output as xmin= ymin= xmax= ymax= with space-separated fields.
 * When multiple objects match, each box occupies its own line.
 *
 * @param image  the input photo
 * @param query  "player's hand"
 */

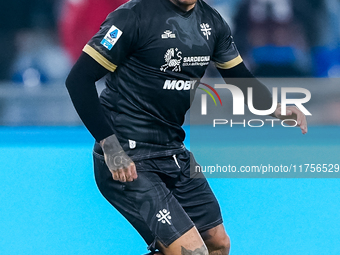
xmin=274 ymin=103 xmax=308 ymax=134
xmin=100 ymin=134 xmax=138 ymax=182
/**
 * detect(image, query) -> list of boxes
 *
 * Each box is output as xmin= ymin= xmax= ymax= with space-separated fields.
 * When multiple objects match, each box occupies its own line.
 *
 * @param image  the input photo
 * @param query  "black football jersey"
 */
xmin=84 ymin=0 xmax=242 ymax=159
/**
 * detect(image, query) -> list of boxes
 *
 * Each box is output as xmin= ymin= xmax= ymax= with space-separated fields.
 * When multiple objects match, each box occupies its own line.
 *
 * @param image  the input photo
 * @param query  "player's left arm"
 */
xmin=211 ymin=11 xmax=307 ymax=134
xmin=273 ymin=103 xmax=308 ymax=134
xmin=216 ymin=62 xmax=308 ymax=134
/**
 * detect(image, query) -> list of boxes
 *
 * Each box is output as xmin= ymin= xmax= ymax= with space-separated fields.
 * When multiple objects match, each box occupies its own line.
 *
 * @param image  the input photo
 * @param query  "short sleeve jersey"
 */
xmin=84 ymin=0 xmax=242 ymax=159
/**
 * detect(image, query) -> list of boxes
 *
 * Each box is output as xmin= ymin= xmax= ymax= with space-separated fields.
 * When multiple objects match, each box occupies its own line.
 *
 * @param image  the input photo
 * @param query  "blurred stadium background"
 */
xmin=0 ymin=0 xmax=339 ymax=255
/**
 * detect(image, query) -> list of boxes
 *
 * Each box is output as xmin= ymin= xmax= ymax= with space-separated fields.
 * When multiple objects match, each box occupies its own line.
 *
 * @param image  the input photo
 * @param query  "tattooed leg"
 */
xmin=181 ymin=245 xmax=209 ymax=255
xmin=157 ymin=227 xmax=207 ymax=255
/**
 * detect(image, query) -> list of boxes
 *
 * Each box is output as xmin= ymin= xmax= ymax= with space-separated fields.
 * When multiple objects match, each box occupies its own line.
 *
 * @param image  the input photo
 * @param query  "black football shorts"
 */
xmin=93 ymin=143 xmax=223 ymax=250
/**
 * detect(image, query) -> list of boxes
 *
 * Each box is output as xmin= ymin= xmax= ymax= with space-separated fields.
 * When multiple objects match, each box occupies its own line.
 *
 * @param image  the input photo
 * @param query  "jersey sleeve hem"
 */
xmin=215 ymin=55 xmax=243 ymax=69
xmin=83 ymin=45 xmax=117 ymax=72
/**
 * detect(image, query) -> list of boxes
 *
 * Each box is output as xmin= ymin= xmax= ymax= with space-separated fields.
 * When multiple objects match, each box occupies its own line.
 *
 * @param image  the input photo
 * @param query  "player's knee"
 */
xmin=221 ymin=233 xmax=231 ymax=253
xmin=158 ymin=227 xmax=209 ymax=255
xmin=211 ymin=233 xmax=230 ymax=253
xmin=159 ymin=243 xmax=209 ymax=255
xmin=204 ymin=230 xmax=230 ymax=254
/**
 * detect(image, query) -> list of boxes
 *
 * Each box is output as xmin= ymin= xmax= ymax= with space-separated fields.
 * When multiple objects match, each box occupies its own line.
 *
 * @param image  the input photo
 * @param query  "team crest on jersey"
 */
xmin=100 ymin=25 xmax=123 ymax=50
xmin=161 ymin=30 xmax=176 ymax=39
xmin=160 ymin=48 xmax=182 ymax=72
xmin=200 ymin=23 xmax=212 ymax=40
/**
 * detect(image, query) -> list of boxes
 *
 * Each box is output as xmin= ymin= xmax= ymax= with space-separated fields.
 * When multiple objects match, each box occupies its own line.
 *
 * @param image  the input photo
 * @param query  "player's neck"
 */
xmin=168 ymin=0 xmax=196 ymax=12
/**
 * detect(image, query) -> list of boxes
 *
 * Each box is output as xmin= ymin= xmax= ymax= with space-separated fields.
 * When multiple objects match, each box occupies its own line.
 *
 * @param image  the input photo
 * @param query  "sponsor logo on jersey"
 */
xmin=156 ymin=209 xmax=172 ymax=225
xmin=161 ymin=30 xmax=176 ymax=39
xmin=100 ymin=25 xmax=123 ymax=50
xmin=163 ymin=80 xmax=198 ymax=91
xmin=160 ymin=48 xmax=182 ymax=72
xmin=183 ymin=56 xmax=210 ymax=67
xmin=200 ymin=23 xmax=212 ymax=40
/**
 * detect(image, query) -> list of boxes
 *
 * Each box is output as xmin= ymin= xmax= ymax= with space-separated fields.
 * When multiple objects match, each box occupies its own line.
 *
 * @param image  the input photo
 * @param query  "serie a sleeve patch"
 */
xmin=100 ymin=25 xmax=123 ymax=50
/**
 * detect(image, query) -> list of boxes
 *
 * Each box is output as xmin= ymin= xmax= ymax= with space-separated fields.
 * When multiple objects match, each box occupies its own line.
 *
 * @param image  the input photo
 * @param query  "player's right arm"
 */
xmin=65 ymin=7 xmax=139 ymax=182
xmin=65 ymin=52 xmax=137 ymax=182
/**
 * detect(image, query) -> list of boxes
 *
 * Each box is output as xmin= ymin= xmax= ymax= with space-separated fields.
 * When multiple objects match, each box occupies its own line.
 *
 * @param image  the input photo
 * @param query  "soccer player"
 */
xmin=65 ymin=0 xmax=308 ymax=254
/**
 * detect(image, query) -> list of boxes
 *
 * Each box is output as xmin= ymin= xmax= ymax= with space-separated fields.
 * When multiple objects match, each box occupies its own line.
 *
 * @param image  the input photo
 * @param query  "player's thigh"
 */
xmin=93 ymin=148 xmax=197 ymax=249
xmin=174 ymin=151 xmax=224 ymax=233
xmin=93 ymin=149 xmax=155 ymax=244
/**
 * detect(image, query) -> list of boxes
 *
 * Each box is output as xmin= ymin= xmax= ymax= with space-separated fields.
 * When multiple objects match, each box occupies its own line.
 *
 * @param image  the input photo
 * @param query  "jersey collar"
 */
xmin=160 ymin=0 xmax=197 ymax=18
